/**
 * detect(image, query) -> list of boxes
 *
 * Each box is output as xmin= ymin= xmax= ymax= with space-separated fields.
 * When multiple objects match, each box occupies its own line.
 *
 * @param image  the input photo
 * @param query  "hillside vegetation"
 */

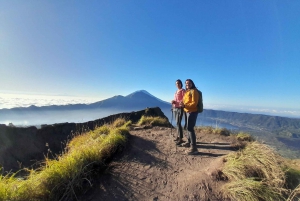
xmin=200 ymin=110 xmax=300 ymax=159
xmin=195 ymin=127 xmax=300 ymax=200
xmin=0 ymin=118 xmax=131 ymax=200
xmin=0 ymin=115 xmax=170 ymax=201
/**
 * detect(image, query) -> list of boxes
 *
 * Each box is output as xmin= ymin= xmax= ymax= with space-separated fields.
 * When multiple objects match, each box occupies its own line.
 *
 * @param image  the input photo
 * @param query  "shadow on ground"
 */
xmin=82 ymin=134 xmax=170 ymax=201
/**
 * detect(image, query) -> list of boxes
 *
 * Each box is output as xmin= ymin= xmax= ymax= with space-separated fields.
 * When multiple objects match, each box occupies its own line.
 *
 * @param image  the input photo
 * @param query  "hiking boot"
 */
xmin=175 ymin=139 xmax=184 ymax=145
xmin=180 ymin=142 xmax=190 ymax=147
xmin=186 ymin=145 xmax=198 ymax=155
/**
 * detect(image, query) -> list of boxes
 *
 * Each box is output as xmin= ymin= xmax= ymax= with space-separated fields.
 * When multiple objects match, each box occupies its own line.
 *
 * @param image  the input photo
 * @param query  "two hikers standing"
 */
xmin=171 ymin=79 xmax=200 ymax=155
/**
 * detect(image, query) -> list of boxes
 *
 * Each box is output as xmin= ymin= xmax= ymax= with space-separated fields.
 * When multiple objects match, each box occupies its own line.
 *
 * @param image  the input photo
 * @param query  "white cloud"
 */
xmin=205 ymin=104 xmax=300 ymax=118
xmin=248 ymin=108 xmax=300 ymax=117
xmin=0 ymin=93 xmax=99 ymax=109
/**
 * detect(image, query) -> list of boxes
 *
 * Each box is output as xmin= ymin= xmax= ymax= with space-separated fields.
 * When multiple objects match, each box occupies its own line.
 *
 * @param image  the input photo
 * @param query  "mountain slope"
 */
xmin=89 ymin=90 xmax=170 ymax=110
xmin=0 ymin=90 xmax=170 ymax=113
xmin=0 ymin=90 xmax=171 ymax=126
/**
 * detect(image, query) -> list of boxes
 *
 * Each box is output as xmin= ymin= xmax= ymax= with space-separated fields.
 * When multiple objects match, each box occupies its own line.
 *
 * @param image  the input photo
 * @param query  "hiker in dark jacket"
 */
xmin=179 ymin=79 xmax=199 ymax=155
xmin=171 ymin=79 xmax=186 ymax=145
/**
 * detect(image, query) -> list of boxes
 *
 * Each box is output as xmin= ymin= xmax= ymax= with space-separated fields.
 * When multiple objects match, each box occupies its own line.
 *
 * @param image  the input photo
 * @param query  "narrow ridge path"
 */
xmin=84 ymin=127 xmax=236 ymax=201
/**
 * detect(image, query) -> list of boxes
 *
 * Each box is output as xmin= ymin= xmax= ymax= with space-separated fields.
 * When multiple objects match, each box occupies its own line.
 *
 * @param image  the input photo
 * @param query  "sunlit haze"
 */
xmin=1 ymin=1 xmax=300 ymax=119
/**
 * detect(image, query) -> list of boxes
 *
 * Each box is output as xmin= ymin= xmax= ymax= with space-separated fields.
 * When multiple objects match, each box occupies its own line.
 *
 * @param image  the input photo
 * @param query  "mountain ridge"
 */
xmin=0 ymin=90 xmax=170 ymax=111
xmin=1 ymin=90 xmax=300 ymax=132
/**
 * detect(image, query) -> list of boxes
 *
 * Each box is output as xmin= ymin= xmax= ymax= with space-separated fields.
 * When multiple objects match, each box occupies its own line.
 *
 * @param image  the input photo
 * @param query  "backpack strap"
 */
xmin=190 ymin=89 xmax=199 ymax=103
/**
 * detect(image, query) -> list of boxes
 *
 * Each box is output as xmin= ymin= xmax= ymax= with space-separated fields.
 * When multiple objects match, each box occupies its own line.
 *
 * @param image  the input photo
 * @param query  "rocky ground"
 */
xmin=82 ymin=126 xmax=239 ymax=201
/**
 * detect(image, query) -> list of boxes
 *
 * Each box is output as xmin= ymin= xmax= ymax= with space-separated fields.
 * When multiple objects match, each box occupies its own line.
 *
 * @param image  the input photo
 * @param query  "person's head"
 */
xmin=185 ymin=79 xmax=196 ymax=90
xmin=175 ymin=79 xmax=183 ymax=89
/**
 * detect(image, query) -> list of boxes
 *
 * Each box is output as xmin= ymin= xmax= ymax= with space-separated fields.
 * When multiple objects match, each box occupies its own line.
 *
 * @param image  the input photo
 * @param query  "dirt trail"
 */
xmin=83 ymin=126 xmax=237 ymax=201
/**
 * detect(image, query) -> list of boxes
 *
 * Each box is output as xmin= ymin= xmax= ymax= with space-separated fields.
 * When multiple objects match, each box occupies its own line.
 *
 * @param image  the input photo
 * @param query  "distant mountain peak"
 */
xmin=126 ymin=90 xmax=151 ymax=96
xmin=126 ymin=90 xmax=169 ymax=104
xmin=112 ymin=95 xmax=124 ymax=98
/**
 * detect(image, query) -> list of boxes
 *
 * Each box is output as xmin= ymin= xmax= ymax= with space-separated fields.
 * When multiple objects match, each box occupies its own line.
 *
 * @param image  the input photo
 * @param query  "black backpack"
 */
xmin=190 ymin=89 xmax=203 ymax=113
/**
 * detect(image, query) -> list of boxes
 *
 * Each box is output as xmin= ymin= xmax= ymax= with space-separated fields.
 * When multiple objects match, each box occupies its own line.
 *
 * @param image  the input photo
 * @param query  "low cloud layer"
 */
xmin=0 ymin=93 xmax=98 ymax=109
xmin=1 ymin=94 xmax=299 ymax=119
xmin=205 ymin=104 xmax=300 ymax=118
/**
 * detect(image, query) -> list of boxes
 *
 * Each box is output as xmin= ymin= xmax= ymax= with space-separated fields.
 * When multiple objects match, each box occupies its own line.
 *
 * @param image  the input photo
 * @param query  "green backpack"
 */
xmin=190 ymin=89 xmax=203 ymax=113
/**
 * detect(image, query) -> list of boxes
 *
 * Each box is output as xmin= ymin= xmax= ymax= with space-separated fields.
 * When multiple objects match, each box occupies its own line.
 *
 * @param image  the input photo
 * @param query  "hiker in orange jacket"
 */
xmin=171 ymin=79 xmax=186 ymax=145
xmin=179 ymin=79 xmax=199 ymax=155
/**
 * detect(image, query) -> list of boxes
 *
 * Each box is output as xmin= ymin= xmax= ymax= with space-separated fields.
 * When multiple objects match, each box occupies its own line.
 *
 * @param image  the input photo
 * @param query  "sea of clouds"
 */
xmin=1 ymin=93 xmax=299 ymax=119
xmin=0 ymin=93 xmax=99 ymax=109
xmin=0 ymin=93 xmax=117 ymax=126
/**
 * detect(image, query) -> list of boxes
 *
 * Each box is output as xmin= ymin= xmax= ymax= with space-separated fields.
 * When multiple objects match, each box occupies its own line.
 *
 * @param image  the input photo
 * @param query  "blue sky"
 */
xmin=1 ymin=1 xmax=300 ymax=117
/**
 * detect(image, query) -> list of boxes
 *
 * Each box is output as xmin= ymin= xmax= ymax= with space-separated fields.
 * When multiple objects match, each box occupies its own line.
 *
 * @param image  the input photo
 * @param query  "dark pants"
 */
xmin=186 ymin=112 xmax=198 ymax=145
xmin=174 ymin=108 xmax=184 ymax=139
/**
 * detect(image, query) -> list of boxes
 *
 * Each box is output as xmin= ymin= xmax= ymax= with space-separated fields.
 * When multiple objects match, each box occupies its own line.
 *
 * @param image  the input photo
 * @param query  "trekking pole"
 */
xmin=170 ymin=107 xmax=177 ymax=153
xmin=170 ymin=107 xmax=173 ymax=137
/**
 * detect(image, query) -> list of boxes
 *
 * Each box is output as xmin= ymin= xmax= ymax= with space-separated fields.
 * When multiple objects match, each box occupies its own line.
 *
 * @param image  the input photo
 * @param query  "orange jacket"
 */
xmin=183 ymin=89 xmax=199 ymax=113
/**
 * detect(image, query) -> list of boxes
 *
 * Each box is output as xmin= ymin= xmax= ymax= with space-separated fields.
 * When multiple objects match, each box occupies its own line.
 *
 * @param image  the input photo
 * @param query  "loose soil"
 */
xmin=82 ymin=126 xmax=239 ymax=201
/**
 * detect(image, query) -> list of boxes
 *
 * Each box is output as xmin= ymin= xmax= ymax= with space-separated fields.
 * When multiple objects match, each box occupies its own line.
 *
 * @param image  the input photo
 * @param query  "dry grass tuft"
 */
xmin=195 ymin=126 xmax=230 ymax=136
xmin=195 ymin=126 xmax=214 ymax=134
xmin=137 ymin=116 xmax=169 ymax=127
xmin=221 ymin=142 xmax=288 ymax=201
xmin=112 ymin=118 xmax=127 ymax=128
xmin=236 ymin=132 xmax=255 ymax=142
xmin=214 ymin=128 xmax=231 ymax=136
xmin=223 ymin=179 xmax=286 ymax=201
